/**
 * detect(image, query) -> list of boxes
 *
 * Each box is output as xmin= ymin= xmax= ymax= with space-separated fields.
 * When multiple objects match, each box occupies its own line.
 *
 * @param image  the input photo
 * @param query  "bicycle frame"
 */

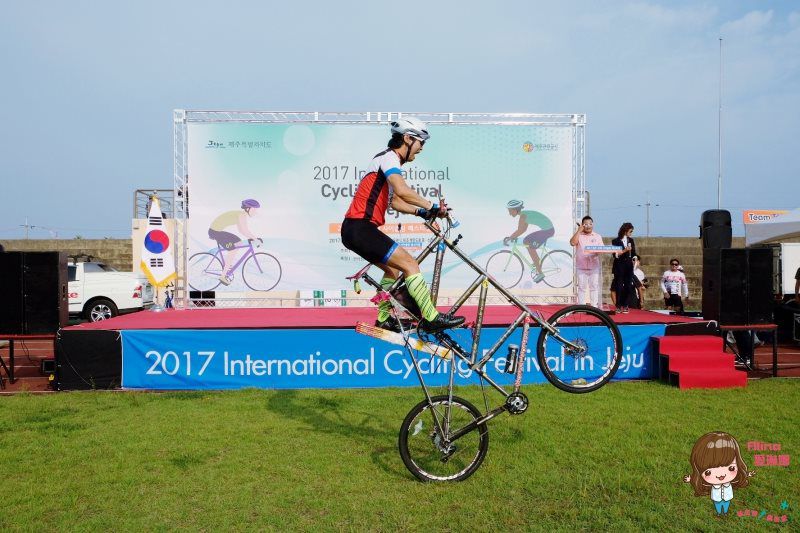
xmin=505 ymin=239 xmax=536 ymax=269
xmin=205 ymin=241 xmax=257 ymax=275
xmin=352 ymin=219 xmax=584 ymax=438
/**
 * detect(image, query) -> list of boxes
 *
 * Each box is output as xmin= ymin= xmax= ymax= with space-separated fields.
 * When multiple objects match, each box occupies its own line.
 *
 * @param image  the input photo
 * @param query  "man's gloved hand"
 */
xmin=416 ymin=203 xmax=440 ymax=221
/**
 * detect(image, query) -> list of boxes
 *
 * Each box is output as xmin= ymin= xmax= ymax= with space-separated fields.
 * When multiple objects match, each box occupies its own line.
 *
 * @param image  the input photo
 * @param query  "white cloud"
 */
xmin=720 ymin=10 xmax=774 ymax=35
xmin=789 ymin=12 xmax=800 ymax=27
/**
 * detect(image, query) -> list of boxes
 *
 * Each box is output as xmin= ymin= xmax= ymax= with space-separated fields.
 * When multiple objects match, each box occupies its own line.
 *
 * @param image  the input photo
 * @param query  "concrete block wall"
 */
xmin=600 ymin=236 xmax=745 ymax=310
xmin=0 ymin=236 xmax=767 ymax=311
xmin=0 ymin=239 xmax=134 ymax=271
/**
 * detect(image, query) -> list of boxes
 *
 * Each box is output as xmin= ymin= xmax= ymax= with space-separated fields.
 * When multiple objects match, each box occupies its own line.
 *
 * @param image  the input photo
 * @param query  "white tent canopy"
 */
xmin=745 ymin=207 xmax=800 ymax=246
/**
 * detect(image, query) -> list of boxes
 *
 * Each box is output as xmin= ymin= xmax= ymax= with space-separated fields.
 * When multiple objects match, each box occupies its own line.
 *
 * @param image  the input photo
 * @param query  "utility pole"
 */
xmin=21 ymin=217 xmax=32 ymax=239
xmin=637 ymin=194 xmax=660 ymax=237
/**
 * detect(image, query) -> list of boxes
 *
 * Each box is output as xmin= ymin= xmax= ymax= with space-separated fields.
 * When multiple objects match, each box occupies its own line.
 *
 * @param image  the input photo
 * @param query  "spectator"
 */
xmin=629 ymin=255 xmax=648 ymax=309
xmin=569 ymin=215 xmax=604 ymax=307
xmin=661 ymin=258 xmax=689 ymax=313
xmin=611 ymin=222 xmax=637 ymax=313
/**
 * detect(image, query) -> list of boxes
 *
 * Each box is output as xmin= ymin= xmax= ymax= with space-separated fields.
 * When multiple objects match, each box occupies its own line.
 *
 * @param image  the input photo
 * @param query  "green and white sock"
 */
xmin=405 ymin=273 xmax=439 ymax=322
xmin=377 ymin=276 xmax=395 ymax=322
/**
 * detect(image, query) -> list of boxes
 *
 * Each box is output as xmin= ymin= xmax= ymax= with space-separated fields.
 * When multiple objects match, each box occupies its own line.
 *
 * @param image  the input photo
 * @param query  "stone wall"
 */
xmin=1 ymin=239 xmax=133 ymax=271
xmin=0 ymin=236 xmax=784 ymax=311
xmin=610 ymin=236 xmax=745 ymax=310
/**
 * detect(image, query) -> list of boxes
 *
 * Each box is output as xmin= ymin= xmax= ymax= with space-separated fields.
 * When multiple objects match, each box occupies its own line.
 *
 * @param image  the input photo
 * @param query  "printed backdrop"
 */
xmin=187 ymin=123 xmax=575 ymax=292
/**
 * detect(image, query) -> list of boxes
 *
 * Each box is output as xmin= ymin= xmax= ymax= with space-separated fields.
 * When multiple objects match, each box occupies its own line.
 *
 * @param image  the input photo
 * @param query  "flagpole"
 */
xmin=717 ymin=37 xmax=723 ymax=209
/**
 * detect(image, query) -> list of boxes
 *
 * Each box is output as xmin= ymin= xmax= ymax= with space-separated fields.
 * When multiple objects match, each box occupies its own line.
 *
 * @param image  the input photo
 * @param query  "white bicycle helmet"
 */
xmin=506 ymin=199 xmax=524 ymax=210
xmin=391 ymin=116 xmax=430 ymax=141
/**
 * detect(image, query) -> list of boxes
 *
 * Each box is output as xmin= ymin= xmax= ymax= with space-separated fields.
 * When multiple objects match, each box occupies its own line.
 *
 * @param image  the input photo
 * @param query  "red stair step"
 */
xmin=652 ymin=334 xmax=746 ymax=389
xmin=654 ymin=335 xmax=722 ymax=352
xmin=675 ymin=369 xmax=747 ymax=389
xmin=663 ymin=352 xmax=735 ymax=371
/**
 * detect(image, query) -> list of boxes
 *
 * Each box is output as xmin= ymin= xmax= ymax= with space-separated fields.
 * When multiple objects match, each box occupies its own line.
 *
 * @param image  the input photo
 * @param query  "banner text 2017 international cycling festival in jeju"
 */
xmin=186 ymin=122 xmax=575 ymax=294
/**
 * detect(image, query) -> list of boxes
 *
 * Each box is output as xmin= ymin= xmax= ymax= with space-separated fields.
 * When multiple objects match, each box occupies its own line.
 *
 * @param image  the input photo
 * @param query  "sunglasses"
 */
xmin=671 ymin=263 xmax=679 ymax=266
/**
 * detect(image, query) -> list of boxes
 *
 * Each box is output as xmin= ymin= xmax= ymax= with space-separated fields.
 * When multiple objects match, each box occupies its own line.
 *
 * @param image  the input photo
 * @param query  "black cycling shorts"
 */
xmin=341 ymin=218 xmax=398 ymax=265
xmin=208 ymin=229 xmax=240 ymax=250
xmin=523 ymin=227 xmax=555 ymax=248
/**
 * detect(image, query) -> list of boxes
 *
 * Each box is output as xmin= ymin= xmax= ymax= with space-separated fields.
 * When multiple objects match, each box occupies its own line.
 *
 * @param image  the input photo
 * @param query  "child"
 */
xmin=683 ymin=431 xmax=755 ymax=515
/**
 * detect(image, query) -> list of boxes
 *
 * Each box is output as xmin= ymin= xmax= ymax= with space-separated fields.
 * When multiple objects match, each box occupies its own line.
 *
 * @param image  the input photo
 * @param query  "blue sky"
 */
xmin=1 ymin=1 xmax=797 ymax=239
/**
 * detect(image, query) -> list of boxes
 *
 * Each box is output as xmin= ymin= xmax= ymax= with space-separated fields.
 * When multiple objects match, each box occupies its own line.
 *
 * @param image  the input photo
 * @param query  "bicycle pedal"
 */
xmin=355 ymin=322 xmax=452 ymax=359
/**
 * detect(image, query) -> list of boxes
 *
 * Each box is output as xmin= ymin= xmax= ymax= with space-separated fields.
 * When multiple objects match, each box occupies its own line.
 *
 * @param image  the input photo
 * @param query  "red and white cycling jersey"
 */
xmin=344 ymin=149 xmax=403 ymax=226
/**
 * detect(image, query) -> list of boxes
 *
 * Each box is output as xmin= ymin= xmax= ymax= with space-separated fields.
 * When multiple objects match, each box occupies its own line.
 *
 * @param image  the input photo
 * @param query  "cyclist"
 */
xmin=503 ymin=200 xmax=555 ymax=283
xmin=341 ymin=117 xmax=465 ymax=333
xmin=208 ymin=199 xmax=262 ymax=285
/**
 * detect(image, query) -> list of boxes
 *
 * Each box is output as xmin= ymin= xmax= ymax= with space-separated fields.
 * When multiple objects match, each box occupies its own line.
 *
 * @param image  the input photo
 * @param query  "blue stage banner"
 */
xmin=120 ymin=324 xmax=665 ymax=390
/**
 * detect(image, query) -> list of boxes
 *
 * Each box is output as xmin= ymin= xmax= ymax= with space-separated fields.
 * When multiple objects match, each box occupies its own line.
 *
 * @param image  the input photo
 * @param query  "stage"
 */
xmin=56 ymin=306 xmax=710 ymax=391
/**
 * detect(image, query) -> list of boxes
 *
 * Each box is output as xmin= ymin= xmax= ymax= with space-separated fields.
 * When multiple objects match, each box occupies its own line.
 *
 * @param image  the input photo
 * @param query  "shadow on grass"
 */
xmin=0 ymin=407 xmax=86 ymax=436
xmin=264 ymin=389 xmax=408 ymax=479
xmin=169 ymin=451 xmax=208 ymax=470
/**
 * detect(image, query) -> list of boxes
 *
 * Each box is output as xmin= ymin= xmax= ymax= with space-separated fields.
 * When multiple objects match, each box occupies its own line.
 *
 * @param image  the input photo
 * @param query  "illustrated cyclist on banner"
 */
xmin=208 ymin=199 xmax=262 ymax=285
xmin=503 ymin=200 xmax=555 ymax=283
xmin=341 ymin=117 xmax=465 ymax=334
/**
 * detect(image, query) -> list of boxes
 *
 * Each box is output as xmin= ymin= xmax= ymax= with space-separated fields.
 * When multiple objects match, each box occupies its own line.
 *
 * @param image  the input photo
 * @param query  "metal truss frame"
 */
xmin=173 ymin=111 xmax=586 ymax=309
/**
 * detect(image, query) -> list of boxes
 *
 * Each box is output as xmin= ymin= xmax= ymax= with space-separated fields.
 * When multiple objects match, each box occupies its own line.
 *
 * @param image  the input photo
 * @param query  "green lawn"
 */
xmin=1 ymin=380 xmax=797 ymax=531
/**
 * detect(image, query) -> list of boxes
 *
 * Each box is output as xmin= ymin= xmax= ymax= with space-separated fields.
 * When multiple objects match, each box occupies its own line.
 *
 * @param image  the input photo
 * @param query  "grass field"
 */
xmin=1 ymin=379 xmax=798 ymax=531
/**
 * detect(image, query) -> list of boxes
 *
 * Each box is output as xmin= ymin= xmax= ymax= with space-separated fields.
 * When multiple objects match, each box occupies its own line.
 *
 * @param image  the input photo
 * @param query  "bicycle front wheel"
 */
xmin=399 ymin=395 xmax=489 ymax=482
xmin=485 ymin=251 xmax=524 ymax=289
xmin=536 ymin=305 xmax=622 ymax=393
xmin=539 ymin=249 xmax=573 ymax=288
xmin=242 ymin=252 xmax=282 ymax=291
xmin=187 ymin=252 xmax=223 ymax=291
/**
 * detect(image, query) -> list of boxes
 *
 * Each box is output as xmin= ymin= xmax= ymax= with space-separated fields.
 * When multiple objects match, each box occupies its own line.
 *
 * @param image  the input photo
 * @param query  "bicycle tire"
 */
xmin=539 ymin=249 xmax=574 ymax=289
xmin=536 ymin=305 xmax=622 ymax=393
xmin=398 ymin=395 xmax=489 ymax=482
xmin=485 ymin=251 xmax=524 ymax=289
xmin=242 ymin=252 xmax=282 ymax=291
xmin=188 ymin=252 xmax=223 ymax=291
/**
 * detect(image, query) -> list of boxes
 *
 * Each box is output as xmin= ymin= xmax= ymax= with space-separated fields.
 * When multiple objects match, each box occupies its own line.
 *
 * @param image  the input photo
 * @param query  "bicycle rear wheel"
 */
xmin=536 ymin=305 xmax=622 ymax=393
xmin=539 ymin=249 xmax=573 ymax=288
xmin=188 ymin=252 xmax=223 ymax=291
xmin=485 ymin=251 xmax=523 ymax=289
xmin=398 ymin=395 xmax=489 ymax=482
xmin=242 ymin=252 xmax=282 ymax=291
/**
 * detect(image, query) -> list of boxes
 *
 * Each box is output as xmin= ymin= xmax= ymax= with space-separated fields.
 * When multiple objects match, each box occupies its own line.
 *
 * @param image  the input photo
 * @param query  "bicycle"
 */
xmin=485 ymin=238 xmax=573 ymax=289
xmin=188 ymin=239 xmax=282 ymax=292
xmin=164 ymin=282 xmax=174 ymax=309
xmin=348 ymin=211 xmax=622 ymax=482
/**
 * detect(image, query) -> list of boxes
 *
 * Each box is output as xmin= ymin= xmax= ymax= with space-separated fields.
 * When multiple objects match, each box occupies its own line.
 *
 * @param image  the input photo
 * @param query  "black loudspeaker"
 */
xmin=56 ymin=329 xmax=121 ymax=390
xmin=0 ymin=253 xmax=25 ymax=333
xmin=700 ymin=210 xmax=732 ymax=249
xmin=0 ymin=252 xmax=67 ymax=334
xmin=703 ymin=248 xmax=773 ymax=325
xmin=747 ymin=248 xmax=775 ymax=324
xmin=190 ymin=290 xmax=216 ymax=307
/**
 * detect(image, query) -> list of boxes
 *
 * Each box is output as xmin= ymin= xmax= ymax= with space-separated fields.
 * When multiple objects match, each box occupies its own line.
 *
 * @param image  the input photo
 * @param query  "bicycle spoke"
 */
xmin=399 ymin=396 xmax=489 ymax=482
xmin=537 ymin=305 xmax=622 ymax=393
